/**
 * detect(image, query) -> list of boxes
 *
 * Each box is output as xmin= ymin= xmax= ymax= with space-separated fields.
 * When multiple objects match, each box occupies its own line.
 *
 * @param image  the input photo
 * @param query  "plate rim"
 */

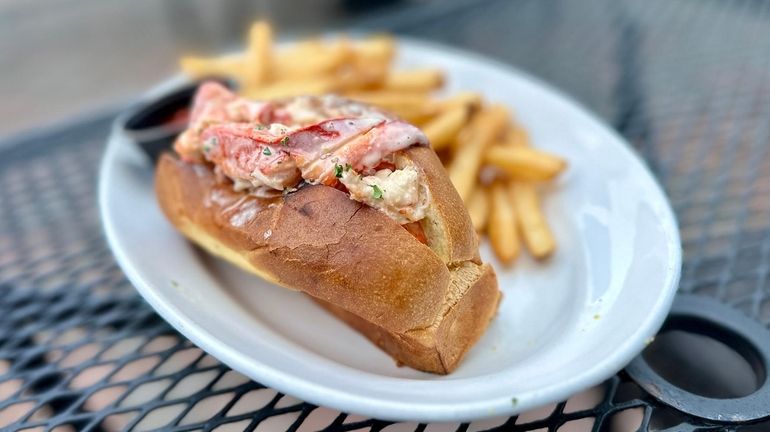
xmin=99 ymin=36 xmax=681 ymax=422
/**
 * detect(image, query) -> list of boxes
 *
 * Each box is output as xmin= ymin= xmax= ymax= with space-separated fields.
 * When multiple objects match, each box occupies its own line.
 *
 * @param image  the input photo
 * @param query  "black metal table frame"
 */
xmin=2 ymin=0 xmax=770 ymax=430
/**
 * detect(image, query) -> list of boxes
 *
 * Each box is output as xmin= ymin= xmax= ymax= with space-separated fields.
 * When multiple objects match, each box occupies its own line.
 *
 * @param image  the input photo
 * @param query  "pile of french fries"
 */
xmin=180 ymin=21 xmax=567 ymax=265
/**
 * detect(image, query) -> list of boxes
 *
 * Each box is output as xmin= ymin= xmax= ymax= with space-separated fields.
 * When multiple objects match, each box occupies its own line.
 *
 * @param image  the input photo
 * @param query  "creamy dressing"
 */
xmin=228 ymin=200 xmax=259 ymax=227
xmin=340 ymin=166 xmax=430 ymax=225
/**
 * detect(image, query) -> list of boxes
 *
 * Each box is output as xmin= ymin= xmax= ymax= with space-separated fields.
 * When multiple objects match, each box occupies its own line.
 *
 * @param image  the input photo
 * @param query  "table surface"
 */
xmin=2 ymin=0 xmax=770 ymax=431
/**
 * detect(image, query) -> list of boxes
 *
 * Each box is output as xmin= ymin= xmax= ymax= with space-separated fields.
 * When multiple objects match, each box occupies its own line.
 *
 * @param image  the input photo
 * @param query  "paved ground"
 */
xmin=0 ymin=0 xmax=355 ymax=138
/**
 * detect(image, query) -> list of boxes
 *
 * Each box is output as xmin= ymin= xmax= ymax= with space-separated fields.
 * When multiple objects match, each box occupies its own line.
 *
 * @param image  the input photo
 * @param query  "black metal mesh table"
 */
xmin=2 ymin=0 xmax=770 ymax=430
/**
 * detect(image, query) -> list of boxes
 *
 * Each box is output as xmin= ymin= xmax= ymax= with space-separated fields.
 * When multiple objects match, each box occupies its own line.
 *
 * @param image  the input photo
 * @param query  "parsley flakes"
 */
xmin=202 ymin=136 xmax=217 ymax=153
xmin=280 ymin=136 xmax=290 ymax=146
xmin=371 ymin=184 xmax=384 ymax=200
xmin=263 ymin=147 xmax=272 ymax=156
xmin=334 ymin=164 xmax=343 ymax=178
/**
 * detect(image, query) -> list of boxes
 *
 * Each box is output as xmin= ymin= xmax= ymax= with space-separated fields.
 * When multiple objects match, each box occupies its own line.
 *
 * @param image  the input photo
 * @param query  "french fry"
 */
xmin=282 ymin=39 xmax=325 ymax=53
xmin=407 ymin=112 xmax=438 ymax=127
xmin=488 ymin=183 xmax=520 ymax=264
xmin=340 ymin=36 xmax=395 ymax=91
xmin=512 ymin=128 xmax=528 ymax=147
xmin=244 ymin=77 xmax=340 ymax=99
xmin=421 ymin=105 xmax=468 ymax=151
xmin=338 ymin=61 xmax=390 ymax=91
xmin=344 ymin=91 xmax=431 ymax=108
xmin=503 ymin=125 xmax=530 ymax=147
xmin=352 ymin=35 xmax=396 ymax=64
xmin=344 ymin=91 xmax=438 ymax=120
xmin=447 ymin=105 xmax=509 ymax=201
xmin=485 ymin=146 xmax=566 ymax=181
xmin=275 ymin=39 xmax=325 ymax=62
xmin=467 ymin=187 xmax=490 ymax=233
xmin=439 ymin=91 xmax=483 ymax=111
xmin=383 ymin=69 xmax=444 ymax=91
xmin=510 ymin=182 xmax=556 ymax=259
xmin=451 ymin=112 xmax=507 ymax=153
xmin=390 ymin=106 xmax=438 ymax=125
xmin=478 ymin=163 xmax=507 ymax=186
xmin=179 ymin=55 xmax=246 ymax=80
xmin=243 ymin=21 xmax=273 ymax=91
xmin=274 ymin=39 xmax=351 ymax=79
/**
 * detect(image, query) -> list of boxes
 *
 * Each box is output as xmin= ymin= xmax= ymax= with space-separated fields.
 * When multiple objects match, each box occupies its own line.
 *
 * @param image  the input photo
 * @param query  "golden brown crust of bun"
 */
xmin=155 ymin=148 xmax=500 ymax=374
xmin=315 ymin=263 xmax=499 ymax=373
xmin=400 ymin=146 xmax=480 ymax=264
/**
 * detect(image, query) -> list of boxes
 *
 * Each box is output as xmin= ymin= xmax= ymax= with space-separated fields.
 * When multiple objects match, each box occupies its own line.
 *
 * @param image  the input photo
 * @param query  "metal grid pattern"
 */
xmin=1 ymin=0 xmax=770 ymax=430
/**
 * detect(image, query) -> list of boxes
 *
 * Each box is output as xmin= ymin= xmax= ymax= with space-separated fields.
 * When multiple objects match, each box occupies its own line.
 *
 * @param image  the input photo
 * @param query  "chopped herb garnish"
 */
xmin=263 ymin=147 xmax=272 ymax=156
xmin=371 ymin=184 xmax=384 ymax=200
xmin=254 ymin=124 xmax=267 ymax=130
xmin=345 ymin=163 xmax=352 ymax=172
xmin=202 ymin=136 xmax=217 ymax=152
xmin=334 ymin=164 xmax=343 ymax=178
xmin=280 ymin=136 xmax=290 ymax=146
xmin=170 ymin=280 xmax=179 ymax=287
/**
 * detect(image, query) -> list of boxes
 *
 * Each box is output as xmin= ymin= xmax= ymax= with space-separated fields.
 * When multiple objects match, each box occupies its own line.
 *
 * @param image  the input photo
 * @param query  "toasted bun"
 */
xmin=155 ymin=147 xmax=500 ymax=373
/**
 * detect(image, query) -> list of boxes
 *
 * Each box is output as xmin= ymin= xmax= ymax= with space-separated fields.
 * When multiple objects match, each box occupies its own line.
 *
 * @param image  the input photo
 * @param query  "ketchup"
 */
xmin=165 ymin=107 xmax=190 ymax=126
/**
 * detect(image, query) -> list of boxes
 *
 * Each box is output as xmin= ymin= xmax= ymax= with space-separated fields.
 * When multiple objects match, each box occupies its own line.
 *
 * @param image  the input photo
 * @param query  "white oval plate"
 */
xmin=99 ymin=38 xmax=681 ymax=422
